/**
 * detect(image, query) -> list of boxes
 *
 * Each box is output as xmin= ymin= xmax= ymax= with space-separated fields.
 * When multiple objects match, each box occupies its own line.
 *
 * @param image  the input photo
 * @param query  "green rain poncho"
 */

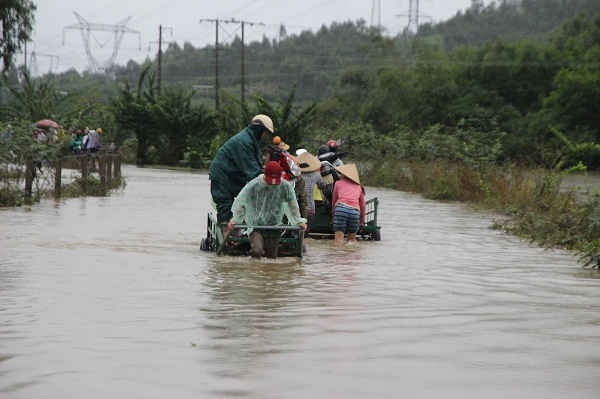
xmin=208 ymin=124 xmax=265 ymax=222
xmin=231 ymin=174 xmax=307 ymax=232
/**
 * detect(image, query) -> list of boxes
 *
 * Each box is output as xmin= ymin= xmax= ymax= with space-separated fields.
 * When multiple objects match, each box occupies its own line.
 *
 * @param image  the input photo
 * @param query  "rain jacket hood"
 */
xmin=231 ymin=175 xmax=307 ymax=232
xmin=209 ymin=124 xmax=264 ymax=187
xmin=208 ymin=124 xmax=267 ymax=223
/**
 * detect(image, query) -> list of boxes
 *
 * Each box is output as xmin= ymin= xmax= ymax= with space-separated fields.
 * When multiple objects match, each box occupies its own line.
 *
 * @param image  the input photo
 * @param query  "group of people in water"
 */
xmin=209 ymin=114 xmax=366 ymax=258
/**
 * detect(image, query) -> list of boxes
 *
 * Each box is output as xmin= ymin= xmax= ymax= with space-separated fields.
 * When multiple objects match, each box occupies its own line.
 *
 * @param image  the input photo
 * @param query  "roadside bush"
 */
xmin=118 ymin=137 xmax=137 ymax=164
xmin=0 ymin=186 xmax=24 ymax=206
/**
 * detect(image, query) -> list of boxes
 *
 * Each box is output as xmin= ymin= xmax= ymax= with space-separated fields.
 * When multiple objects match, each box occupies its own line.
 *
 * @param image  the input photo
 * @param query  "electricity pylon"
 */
xmin=370 ymin=0 xmax=382 ymax=31
xmin=30 ymin=51 xmax=59 ymax=76
xmin=63 ymin=12 xmax=141 ymax=73
xmin=396 ymin=0 xmax=431 ymax=34
xmin=407 ymin=0 xmax=420 ymax=32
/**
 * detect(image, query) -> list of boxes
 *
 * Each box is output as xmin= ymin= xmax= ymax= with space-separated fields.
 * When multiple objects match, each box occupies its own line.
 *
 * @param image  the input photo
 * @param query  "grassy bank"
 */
xmin=363 ymin=160 xmax=600 ymax=269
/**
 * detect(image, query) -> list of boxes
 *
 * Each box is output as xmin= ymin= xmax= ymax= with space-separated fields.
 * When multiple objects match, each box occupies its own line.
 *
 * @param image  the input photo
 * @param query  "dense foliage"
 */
xmin=0 ymin=0 xmax=36 ymax=75
xmin=418 ymin=0 xmax=600 ymax=49
xmin=1 ymin=0 xmax=598 ymax=170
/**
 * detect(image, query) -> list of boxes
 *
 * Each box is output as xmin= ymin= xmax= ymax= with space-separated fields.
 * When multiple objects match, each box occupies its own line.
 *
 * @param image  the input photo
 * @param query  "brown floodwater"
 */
xmin=1 ymin=165 xmax=599 ymax=398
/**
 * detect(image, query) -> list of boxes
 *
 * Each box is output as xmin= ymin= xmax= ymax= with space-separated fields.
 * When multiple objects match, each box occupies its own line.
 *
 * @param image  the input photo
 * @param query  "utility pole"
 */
xmin=152 ymin=24 xmax=173 ymax=94
xmin=200 ymin=18 xmax=264 ymax=108
xmin=149 ymin=25 xmax=173 ymax=93
xmin=241 ymin=21 xmax=245 ymax=105
xmin=199 ymin=18 xmax=222 ymax=110
xmin=215 ymin=20 xmax=219 ymax=110
xmin=158 ymin=24 xmax=162 ymax=93
xmin=226 ymin=19 xmax=264 ymax=106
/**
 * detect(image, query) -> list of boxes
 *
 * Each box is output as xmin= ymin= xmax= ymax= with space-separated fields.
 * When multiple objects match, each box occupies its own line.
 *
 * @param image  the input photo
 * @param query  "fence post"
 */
xmin=54 ymin=159 xmax=62 ymax=197
xmin=25 ymin=159 xmax=34 ymax=199
xmin=99 ymin=155 xmax=106 ymax=186
xmin=106 ymin=155 xmax=113 ymax=186
xmin=114 ymin=154 xmax=121 ymax=179
xmin=80 ymin=154 xmax=88 ymax=191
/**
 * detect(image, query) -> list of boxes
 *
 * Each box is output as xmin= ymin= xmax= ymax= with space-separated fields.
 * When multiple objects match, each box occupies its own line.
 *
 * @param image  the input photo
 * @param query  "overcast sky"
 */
xmin=27 ymin=0 xmax=479 ymax=74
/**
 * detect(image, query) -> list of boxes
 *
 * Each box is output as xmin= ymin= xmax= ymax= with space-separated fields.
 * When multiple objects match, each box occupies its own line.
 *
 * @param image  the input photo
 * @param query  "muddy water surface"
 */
xmin=1 ymin=166 xmax=599 ymax=398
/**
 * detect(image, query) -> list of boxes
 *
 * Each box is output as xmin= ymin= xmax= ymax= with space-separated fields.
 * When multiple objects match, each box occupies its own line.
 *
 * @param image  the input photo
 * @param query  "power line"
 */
xmin=199 ymin=18 xmax=265 ymax=109
xmin=148 ymin=25 xmax=174 ymax=93
xmin=227 ymin=0 xmax=264 ymax=16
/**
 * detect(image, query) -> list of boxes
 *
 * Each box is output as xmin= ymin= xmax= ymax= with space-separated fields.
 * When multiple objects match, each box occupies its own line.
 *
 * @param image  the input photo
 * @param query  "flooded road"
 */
xmin=1 ymin=166 xmax=599 ymax=398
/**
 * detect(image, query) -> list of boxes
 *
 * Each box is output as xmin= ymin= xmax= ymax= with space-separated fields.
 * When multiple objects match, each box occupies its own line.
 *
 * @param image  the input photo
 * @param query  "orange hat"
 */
xmin=273 ymin=136 xmax=290 ymax=151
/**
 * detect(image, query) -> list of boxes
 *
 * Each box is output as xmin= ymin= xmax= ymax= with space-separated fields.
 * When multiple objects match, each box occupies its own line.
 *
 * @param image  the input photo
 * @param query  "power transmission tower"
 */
xmin=63 ymin=12 xmax=141 ymax=73
xmin=407 ymin=0 xmax=420 ymax=33
xmin=30 ymin=51 xmax=59 ymax=76
xmin=370 ymin=0 xmax=382 ymax=31
xmin=396 ymin=0 xmax=432 ymax=34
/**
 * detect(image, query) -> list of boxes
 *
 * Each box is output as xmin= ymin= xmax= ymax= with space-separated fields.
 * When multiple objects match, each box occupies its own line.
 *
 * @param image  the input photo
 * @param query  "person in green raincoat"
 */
xmin=209 ymin=114 xmax=275 ymax=227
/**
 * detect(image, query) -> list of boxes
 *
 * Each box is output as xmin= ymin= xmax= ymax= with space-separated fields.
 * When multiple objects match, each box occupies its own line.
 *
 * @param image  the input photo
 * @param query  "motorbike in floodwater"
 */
xmin=200 ymin=202 xmax=304 ymax=258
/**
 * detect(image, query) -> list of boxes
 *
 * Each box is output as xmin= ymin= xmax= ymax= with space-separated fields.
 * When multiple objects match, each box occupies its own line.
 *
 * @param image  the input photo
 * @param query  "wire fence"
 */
xmin=1 ymin=151 xmax=122 ymax=206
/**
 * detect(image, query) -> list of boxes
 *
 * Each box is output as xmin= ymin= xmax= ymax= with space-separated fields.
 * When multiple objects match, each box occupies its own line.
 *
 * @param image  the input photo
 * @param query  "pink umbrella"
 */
xmin=35 ymin=119 xmax=59 ymax=129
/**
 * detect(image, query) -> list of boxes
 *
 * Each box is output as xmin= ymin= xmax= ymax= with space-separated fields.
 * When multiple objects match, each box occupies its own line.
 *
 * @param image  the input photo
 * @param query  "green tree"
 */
xmin=112 ymin=66 xmax=218 ymax=166
xmin=542 ymin=13 xmax=600 ymax=140
xmin=7 ymin=71 xmax=65 ymax=121
xmin=111 ymin=66 xmax=158 ymax=166
xmin=0 ymin=0 xmax=36 ymax=75
xmin=152 ymin=86 xmax=215 ymax=164
xmin=214 ymin=88 xmax=318 ymax=153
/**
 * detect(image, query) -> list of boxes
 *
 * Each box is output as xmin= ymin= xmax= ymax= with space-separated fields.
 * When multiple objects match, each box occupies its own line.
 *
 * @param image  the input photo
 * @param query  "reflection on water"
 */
xmin=1 ymin=166 xmax=599 ymax=399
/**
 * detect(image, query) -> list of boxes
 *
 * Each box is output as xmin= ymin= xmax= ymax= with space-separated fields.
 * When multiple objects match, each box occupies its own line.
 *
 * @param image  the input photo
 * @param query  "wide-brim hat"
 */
xmin=272 ymin=135 xmax=290 ymax=151
xmin=335 ymin=163 xmax=361 ymax=185
xmin=278 ymin=141 xmax=290 ymax=151
xmin=296 ymin=152 xmax=321 ymax=173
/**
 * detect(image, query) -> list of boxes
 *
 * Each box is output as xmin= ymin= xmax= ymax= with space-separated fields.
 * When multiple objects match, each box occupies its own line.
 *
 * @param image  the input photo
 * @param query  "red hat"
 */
xmin=264 ymin=161 xmax=283 ymax=185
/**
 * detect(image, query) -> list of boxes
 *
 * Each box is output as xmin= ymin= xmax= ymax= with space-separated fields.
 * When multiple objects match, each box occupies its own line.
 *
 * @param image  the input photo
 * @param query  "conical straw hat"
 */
xmin=336 ymin=163 xmax=361 ymax=185
xmin=296 ymin=151 xmax=321 ymax=173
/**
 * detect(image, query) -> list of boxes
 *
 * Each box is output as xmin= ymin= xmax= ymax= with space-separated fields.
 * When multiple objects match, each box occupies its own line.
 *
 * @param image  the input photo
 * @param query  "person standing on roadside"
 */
xmin=86 ymin=128 xmax=100 ymax=152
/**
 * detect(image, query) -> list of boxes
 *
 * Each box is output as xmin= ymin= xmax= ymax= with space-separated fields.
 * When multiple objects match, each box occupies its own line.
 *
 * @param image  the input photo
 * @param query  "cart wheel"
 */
xmin=372 ymin=230 xmax=381 ymax=241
